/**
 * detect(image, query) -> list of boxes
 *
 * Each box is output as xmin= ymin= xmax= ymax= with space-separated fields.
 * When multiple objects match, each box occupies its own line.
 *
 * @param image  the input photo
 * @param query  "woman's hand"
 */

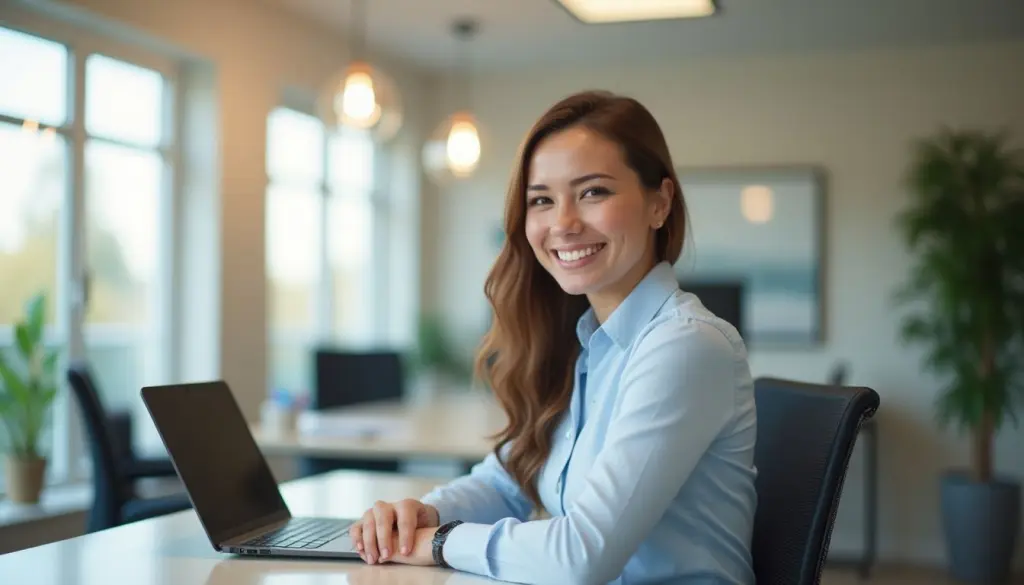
xmin=350 ymin=499 xmax=440 ymax=564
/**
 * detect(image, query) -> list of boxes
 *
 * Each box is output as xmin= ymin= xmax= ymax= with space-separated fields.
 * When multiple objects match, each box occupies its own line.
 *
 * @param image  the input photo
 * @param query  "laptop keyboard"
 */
xmin=242 ymin=518 xmax=354 ymax=550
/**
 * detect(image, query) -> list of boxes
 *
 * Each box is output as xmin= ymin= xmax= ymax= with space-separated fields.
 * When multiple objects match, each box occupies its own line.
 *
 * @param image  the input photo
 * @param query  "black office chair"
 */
xmin=67 ymin=364 xmax=192 ymax=533
xmin=297 ymin=349 xmax=406 ymax=477
xmin=751 ymin=376 xmax=880 ymax=585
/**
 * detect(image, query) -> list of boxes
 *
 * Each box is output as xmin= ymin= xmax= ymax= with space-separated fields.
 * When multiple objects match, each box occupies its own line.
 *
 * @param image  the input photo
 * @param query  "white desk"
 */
xmin=253 ymin=392 xmax=506 ymax=462
xmin=0 ymin=471 xmax=505 ymax=584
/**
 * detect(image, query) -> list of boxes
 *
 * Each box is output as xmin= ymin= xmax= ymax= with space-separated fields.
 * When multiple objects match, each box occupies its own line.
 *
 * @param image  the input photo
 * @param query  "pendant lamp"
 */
xmin=320 ymin=0 xmax=402 ymax=142
xmin=423 ymin=18 xmax=482 ymax=184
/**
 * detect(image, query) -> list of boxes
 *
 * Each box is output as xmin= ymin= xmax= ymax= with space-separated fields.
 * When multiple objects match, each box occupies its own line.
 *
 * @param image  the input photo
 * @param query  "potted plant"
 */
xmin=408 ymin=313 xmax=471 ymax=398
xmin=894 ymin=127 xmax=1024 ymax=583
xmin=0 ymin=292 xmax=60 ymax=504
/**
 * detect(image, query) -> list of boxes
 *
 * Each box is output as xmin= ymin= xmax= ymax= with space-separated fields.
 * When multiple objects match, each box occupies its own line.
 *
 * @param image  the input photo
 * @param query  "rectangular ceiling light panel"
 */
xmin=557 ymin=0 xmax=717 ymax=23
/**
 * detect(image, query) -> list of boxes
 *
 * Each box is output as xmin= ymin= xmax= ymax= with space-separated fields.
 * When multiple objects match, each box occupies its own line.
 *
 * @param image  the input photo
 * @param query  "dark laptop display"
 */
xmin=141 ymin=381 xmax=358 ymax=558
xmin=142 ymin=381 xmax=288 ymax=545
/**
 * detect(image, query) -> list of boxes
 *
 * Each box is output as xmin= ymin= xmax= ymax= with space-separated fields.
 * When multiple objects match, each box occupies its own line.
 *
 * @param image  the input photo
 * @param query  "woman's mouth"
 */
xmin=552 ymin=244 xmax=606 ymax=269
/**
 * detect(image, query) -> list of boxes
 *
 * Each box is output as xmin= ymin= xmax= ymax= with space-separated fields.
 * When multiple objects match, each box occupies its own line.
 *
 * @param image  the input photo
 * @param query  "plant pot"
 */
xmin=941 ymin=471 xmax=1021 ymax=584
xmin=4 ymin=456 xmax=48 ymax=504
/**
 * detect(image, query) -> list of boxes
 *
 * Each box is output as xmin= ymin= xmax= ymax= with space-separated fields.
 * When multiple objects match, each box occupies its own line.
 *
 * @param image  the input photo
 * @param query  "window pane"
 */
xmin=329 ymin=129 xmax=374 ymax=193
xmin=267 ymin=108 xmax=325 ymax=185
xmin=83 ymin=342 xmax=143 ymax=411
xmin=0 ymin=122 xmax=64 ymax=325
xmin=85 ymin=141 xmax=162 ymax=325
xmin=85 ymin=54 xmax=164 ymax=147
xmin=0 ymin=27 xmax=68 ymax=126
xmin=267 ymin=184 xmax=321 ymax=330
xmin=330 ymin=196 xmax=373 ymax=341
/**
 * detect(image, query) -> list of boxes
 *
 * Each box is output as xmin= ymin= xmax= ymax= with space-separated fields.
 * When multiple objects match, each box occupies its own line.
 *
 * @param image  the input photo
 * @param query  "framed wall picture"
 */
xmin=674 ymin=165 xmax=826 ymax=347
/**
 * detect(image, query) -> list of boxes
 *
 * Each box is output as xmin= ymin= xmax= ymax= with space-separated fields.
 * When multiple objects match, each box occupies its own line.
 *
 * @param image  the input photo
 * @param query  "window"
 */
xmin=265 ymin=107 xmax=379 ymax=397
xmin=83 ymin=54 xmax=172 ymax=414
xmin=0 ymin=24 xmax=178 ymax=486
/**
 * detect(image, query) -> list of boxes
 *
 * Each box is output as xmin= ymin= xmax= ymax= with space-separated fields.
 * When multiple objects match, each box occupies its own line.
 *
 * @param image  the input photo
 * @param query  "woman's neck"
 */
xmin=587 ymin=255 xmax=659 ymax=324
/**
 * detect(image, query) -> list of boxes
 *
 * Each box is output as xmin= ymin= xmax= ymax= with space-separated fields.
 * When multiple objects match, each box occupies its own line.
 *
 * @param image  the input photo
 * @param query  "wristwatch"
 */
xmin=431 ymin=520 xmax=464 ymax=568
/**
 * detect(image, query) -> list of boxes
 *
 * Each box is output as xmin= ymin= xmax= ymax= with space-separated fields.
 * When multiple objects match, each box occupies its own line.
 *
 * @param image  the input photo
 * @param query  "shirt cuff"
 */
xmin=420 ymin=494 xmax=457 ymax=526
xmin=438 ymin=522 xmax=492 ymax=576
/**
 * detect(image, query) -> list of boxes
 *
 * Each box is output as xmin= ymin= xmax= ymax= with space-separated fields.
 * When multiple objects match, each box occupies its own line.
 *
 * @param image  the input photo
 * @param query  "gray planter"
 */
xmin=941 ymin=471 xmax=1021 ymax=584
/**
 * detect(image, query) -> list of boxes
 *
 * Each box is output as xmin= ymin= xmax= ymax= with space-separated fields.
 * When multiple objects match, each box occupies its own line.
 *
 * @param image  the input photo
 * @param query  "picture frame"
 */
xmin=673 ymin=164 xmax=827 ymax=347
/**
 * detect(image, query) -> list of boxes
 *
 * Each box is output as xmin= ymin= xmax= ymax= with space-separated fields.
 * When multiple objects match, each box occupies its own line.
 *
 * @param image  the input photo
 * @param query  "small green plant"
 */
xmin=894 ymin=127 xmax=1024 ymax=483
xmin=410 ymin=313 xmax=470 ymax=381
xmin=0 ymin=292 xmax=60 ymax=460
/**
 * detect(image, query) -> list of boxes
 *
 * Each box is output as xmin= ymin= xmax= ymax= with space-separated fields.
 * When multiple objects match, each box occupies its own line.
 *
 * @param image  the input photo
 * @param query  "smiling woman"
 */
xmin=351 ymin=90 xmax=758 ymax=585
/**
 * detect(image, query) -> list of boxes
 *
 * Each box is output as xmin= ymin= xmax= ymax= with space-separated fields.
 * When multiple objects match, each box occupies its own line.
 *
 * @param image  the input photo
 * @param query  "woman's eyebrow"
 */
xmin=527 ymin=172 xmax=615 ymax=191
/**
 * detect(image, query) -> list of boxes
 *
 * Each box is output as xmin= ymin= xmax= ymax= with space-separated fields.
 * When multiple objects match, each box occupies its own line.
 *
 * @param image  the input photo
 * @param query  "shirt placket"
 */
xmin=556 ymin=354 xmax=589 ymax=513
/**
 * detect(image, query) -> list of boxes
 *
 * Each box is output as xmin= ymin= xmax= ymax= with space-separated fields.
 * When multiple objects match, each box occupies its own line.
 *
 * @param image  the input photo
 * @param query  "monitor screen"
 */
xmin=680 ymin=280 xmax=745 ymax=339
xmin=141 ymin=381 xmax=289 ymax=545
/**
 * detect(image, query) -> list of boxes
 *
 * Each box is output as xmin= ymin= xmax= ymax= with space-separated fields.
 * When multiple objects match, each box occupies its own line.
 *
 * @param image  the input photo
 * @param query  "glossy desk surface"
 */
xmin=0 ymin=471 xmax=505 ymax=584
xmin=253 ymin=392 xmax=506 ymax=461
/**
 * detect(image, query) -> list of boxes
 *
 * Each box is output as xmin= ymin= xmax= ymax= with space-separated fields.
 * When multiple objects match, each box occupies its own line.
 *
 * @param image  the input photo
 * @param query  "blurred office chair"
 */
xmin=67 ymin=364 xmax=192 ymax=533
xmin=297 ymin=349 xmax=406 ymax=477
xmin=751 ymin=376 xmax=880 ymax=585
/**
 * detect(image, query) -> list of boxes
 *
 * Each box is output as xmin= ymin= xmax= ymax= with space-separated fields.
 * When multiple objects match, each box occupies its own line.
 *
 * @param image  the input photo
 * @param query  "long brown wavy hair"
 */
xmin=474 ymin=90 xmax=689 ymax=508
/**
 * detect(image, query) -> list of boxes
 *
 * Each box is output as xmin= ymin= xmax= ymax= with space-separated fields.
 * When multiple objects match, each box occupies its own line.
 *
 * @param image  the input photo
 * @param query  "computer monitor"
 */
xmin=680 ymin=280 xmax=745 ymax=339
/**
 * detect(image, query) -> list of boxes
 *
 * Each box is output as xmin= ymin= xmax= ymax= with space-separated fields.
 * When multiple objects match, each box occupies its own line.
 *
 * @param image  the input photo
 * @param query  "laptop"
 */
xmin=141 ymin=380 xmax=360 ymax=559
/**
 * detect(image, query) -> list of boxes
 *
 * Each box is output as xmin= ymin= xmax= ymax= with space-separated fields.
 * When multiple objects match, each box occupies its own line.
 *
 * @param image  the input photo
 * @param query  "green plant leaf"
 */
xmin=0 ymin=358 xmax=29 ymax=406
xmin=14 ymin=323 xmax=33 ymax=362
xmin=894 ymin=126 xmax=1024 ymax=452
xmin=25 ymin=293 xmax=46 ymax=348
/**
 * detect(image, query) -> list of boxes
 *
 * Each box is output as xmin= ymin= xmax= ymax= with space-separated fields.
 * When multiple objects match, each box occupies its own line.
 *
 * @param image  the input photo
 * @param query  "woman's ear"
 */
xmin=651 ymin=178 xmax=674 ymax=228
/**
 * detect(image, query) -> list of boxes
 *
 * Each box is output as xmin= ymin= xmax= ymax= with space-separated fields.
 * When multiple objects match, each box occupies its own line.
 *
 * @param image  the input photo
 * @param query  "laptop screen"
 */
xmin=142 ymin=381 xmax=289 ymax=546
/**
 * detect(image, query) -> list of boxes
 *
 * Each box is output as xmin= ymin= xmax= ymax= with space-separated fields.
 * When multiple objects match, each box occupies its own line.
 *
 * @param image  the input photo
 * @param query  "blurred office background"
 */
xmin=0 ymin=0 xmax=1022 ymax=580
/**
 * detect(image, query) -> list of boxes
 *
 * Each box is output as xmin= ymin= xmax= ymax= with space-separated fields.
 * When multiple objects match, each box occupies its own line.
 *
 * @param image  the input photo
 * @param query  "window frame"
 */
xmin=265 ymin=100 xmax=388 ymax=397
xmin=0 ymin=20 xmax=182 ymax=488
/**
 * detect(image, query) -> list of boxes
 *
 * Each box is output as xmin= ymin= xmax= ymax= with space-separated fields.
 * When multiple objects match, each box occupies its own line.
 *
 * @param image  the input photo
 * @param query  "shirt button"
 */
xmin=564 ymin=430 xmax=572 ymax=440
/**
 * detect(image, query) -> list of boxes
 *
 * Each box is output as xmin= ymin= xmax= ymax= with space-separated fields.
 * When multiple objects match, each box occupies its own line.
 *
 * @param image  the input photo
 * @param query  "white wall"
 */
xmin=425 ymin=41 xmax=1024 ymax=567
xmin=6 ymin=0 xmax=431 ymax=422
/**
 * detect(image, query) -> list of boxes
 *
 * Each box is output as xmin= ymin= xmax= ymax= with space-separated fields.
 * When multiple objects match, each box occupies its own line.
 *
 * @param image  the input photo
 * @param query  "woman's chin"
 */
xmin=552 ymin=271 xmax=601 ymax=296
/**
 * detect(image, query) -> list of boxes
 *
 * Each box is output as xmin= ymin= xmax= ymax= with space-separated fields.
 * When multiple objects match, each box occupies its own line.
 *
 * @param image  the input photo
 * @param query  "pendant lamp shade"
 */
xmin=422 ymin=18 xmax=482 ymax=184
xmin=423 ymin=110 xmax=482 ymax=183
xmin=320 ymin=60 xmax=402 ymax=142
xmin=319 ymin=0 xmax=402 ymax=142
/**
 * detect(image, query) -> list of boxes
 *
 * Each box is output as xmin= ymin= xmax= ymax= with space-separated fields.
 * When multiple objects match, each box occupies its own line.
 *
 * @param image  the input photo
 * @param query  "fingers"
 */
xmin=350 ymin=518 xmax=364 ymax=555
xmin=395 ymin=499 xmax=420 ymax=555
xmin=361 ymin=510 xmax=379 ymax=563
xmin=374 ymin=501 xmax=395 ymax=561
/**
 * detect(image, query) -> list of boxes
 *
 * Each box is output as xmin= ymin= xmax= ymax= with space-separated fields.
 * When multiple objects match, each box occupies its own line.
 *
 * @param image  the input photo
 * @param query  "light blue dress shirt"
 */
xmin=420 ymin=261 xmax=758 ymax=585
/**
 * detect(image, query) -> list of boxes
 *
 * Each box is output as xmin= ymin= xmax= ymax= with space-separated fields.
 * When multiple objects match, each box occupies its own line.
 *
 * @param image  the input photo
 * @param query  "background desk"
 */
xmin=0 ymin=471 xmax=504 ymax=585
xmin=253 ymin=392 xmax=505 ymax=467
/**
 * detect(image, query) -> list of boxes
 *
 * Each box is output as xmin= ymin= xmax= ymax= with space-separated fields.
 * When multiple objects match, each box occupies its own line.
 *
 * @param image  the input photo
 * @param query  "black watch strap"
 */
xmin=431 ymin=520 xmax=464 ymax=568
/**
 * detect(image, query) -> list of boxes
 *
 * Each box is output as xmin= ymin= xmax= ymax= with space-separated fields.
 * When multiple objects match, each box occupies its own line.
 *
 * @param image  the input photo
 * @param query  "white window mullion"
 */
xmin=56 ymin=43 xmax=89 ymax=483
xmin=154 ymin=63 xmax=179 ymax=387
xmin=316 ymin=134 xmax=333 ymax=345
xmin=371 ymin=142 xmax=389 ymax=343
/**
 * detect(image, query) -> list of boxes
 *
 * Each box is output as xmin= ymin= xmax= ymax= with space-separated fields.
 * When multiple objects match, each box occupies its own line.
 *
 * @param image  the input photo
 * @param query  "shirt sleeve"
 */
xmin=419 ymin=442 xmax=535 ymax=526
xmin=438 ymin=318 xmax=739 ymax=585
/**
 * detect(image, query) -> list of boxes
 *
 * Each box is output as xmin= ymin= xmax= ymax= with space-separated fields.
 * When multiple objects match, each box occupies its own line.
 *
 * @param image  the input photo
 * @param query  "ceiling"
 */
xmin=273 ymin=0 xmax=1024 ymax=72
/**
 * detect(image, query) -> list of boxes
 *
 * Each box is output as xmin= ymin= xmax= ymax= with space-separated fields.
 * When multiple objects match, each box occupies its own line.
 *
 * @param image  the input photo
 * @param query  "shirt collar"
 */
xmin=575 ymin=261 xmax=680 ymax=350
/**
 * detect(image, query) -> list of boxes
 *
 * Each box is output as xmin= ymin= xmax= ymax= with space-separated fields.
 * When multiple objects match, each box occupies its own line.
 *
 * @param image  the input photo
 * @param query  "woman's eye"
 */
xmin=582 ymin=186 xmax=610 ymax=198
xmin=527 ymin=196 xmax=552 ymax=206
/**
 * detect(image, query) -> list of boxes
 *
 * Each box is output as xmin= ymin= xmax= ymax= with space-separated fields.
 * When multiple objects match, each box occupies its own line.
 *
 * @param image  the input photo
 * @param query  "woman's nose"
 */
xmin=552 ymin=204 xmax=582 ymax=235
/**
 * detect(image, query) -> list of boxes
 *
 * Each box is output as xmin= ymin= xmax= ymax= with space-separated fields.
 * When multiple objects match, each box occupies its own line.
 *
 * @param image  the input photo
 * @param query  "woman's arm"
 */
xmin=437 ymin=319 xmax=740 ymax=585
xmin=420 ymin=443 xmax=535 ymax=526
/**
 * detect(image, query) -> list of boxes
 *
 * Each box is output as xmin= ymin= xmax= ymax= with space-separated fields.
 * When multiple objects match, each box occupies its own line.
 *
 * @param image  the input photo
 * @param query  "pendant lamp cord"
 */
xmin=350 ymin=0 xmax=367 ymax=60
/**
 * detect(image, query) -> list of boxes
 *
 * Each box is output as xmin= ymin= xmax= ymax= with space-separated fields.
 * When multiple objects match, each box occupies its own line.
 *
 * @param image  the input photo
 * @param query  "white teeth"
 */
xmin=557 ymin=245 xmax=602 ymax=262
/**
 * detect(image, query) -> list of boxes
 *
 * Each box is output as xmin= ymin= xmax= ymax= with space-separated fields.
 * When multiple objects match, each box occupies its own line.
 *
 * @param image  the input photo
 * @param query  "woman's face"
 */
xmin=524 ymin=125 xmax=671 ymax=314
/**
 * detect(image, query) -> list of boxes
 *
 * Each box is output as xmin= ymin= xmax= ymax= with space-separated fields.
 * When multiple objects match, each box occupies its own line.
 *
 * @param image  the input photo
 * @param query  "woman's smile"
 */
xmin=551 ymin=243 xmax=607 ymax=270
